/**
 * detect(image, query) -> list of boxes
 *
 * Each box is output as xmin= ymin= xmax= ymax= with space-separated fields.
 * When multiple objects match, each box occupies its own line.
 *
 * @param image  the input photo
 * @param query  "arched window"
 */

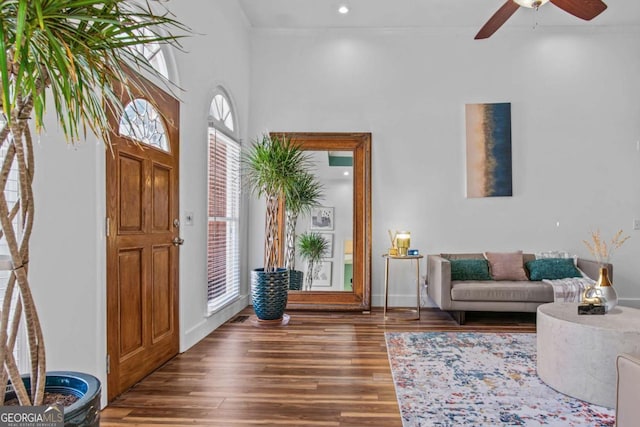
xmin=210 ymin=94 xmax=234 ymax=135
xmin=118 ymin=99 xmax=170 ymax=151
xmin=130 ymin=26 xmax=169 ymax=79
xmin=207 ymin=88 xmax=240 ymax=313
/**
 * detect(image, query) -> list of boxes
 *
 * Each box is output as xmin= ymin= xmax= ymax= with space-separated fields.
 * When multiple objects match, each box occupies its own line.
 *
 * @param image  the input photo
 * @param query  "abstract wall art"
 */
xmin=465 ymin=102 xmax=513 ymax=198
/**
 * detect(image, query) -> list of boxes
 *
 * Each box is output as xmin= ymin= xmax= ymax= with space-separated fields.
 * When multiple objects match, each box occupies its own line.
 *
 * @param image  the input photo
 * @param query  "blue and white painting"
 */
xmin=465 ymin=102 xmax=513 ymax=198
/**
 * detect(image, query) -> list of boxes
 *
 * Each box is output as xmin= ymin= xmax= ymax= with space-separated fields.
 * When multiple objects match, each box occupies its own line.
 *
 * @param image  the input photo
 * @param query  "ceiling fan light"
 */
xmin=513 ymin=0 xmax=550 ymax=9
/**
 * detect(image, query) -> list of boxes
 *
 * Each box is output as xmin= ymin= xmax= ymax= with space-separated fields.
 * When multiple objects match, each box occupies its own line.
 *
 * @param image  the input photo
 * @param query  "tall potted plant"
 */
xmin=284 ymin=172 xmax=323 ymax=290
xmin=0 ymin=0 xmax=186 ymax=419
xmin=297 ymin=232 xmax=329 ymax=291
xmin=244 ymin=134 xmax=312 ymax=321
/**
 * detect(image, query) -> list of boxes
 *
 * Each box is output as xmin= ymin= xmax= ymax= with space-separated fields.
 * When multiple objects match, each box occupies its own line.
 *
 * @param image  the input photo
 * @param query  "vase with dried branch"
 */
xmin=582 ymin=229 xmax=630 ymax=312
xmin=0 ymin=0 xmax=187 ymax=415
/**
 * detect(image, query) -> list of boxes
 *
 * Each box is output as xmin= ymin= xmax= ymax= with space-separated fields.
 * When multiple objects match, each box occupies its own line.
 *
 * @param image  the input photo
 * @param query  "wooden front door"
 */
xmin=106 ymin=75 xmax=180 ymax=401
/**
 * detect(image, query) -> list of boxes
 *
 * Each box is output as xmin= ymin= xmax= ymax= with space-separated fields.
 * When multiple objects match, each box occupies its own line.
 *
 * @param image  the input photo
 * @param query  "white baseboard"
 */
xmin=182 ymin=295 xmax=249 ymax=352
xmin=372 ymin=293 xmax=437 ymax=308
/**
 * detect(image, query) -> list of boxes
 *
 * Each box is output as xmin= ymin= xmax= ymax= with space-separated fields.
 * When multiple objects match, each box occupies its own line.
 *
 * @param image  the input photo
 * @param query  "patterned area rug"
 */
xmin=385 ymin=332 xmax=615 ymax=426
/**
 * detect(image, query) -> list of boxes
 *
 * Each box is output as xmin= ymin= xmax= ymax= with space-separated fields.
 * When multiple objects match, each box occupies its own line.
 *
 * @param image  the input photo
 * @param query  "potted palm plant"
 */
xmin=0 ymin=0 xmax=186 ymax=421
xmin=297 ymin=232 xmax=329 ymax=291
xmin=244 ymin=134 xmax=312 ymax=321
xmin=284 ymin=172 xmax=324 ymax=290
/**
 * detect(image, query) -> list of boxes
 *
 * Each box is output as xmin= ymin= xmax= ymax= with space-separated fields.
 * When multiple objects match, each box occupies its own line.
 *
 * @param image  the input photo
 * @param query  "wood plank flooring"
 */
xmin=101 ymin=307 xmax=536 ymax=426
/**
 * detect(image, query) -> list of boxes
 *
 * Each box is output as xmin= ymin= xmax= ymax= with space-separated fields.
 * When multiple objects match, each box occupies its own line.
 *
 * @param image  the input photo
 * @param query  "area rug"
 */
xmin=385 ymin=332 xmax=615 ymax=427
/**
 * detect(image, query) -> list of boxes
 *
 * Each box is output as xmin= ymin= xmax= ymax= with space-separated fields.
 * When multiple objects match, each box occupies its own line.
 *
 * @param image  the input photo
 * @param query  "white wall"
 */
xmin=248 ymin=26 xmax=640 ymax=308
xmin=28 ymin=0 xmax=252 ymax=406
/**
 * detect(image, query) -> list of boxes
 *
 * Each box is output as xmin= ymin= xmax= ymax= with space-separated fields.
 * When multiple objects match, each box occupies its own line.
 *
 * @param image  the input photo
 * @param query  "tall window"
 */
xmin=207 ymin=90 xmax=240 ymax=313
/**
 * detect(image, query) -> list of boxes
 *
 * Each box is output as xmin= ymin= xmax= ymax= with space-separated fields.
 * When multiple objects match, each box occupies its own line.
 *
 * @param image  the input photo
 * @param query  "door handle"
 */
xmin=172 ymin=237 xmax=185 ymax=246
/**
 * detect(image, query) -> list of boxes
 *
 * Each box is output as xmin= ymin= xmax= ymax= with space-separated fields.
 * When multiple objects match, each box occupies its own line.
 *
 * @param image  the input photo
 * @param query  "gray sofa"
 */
xmin=427 ymin=252 xmax=608 ymax=323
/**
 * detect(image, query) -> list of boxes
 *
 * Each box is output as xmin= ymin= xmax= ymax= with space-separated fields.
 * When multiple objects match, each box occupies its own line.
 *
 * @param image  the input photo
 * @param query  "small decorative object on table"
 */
xmin=387 ymin=230 xmax=398 ymax=256
xmin=396 ymin=231 xmax=411 ymax=256
xmin=582 ymin=229 xmax=630 ymax=313
xmin=407 ymin=249 xmax=419 ymax=256
xmin=578 ymin=303 xmax=605 ymax=315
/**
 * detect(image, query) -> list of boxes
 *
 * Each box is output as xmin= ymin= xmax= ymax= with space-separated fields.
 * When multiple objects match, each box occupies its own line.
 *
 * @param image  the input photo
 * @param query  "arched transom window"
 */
xmin=119 ymin=99 xmax=170 ymax=152
xmin=209 ymin=93 xmax=235 ymax=135
xmin=130 ymin=27 xmax=169 ymax=79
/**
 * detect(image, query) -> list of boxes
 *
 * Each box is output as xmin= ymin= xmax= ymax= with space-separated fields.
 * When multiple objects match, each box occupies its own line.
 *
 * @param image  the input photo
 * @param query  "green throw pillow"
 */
xmin=526 ymin=258 xmax=582 ymax=281
xmin=450 ymin=259 xmax=492 ymax=281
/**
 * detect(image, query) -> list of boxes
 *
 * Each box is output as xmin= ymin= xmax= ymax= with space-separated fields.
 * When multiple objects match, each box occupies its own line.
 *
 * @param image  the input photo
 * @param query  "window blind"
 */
xmin=207 ymin=128 xmax=241 ymax=313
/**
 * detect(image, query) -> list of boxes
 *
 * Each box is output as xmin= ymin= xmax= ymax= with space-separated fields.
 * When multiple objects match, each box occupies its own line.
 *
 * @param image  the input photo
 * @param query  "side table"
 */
xmin=537 ymin=302 xmax=640 ymax=408
xmin=382 ymin=254 xmax=424 ymax=320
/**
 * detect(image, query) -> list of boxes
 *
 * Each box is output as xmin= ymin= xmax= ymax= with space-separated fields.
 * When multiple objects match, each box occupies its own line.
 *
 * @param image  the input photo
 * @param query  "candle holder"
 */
xmin=396 ymin=231 xmax=410 ymax=256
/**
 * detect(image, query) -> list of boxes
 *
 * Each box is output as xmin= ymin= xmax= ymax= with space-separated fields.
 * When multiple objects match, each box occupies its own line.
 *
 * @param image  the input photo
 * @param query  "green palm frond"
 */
xmin=297 ymin=232 xmax=328 ymax=264
xmin=243 ymin=134 xmax=313 ymax=200
xmin=285 ymin=172 xmax=324 ymax=216
xmin=0 ymin=0 xmax=189 ymax=143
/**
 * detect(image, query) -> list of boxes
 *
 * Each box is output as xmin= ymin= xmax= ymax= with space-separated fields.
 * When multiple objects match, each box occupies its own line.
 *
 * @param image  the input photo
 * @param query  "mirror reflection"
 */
xmin=288 ymin=150 xmax=353 ymax=292
xmin=278 ymin=131 xmax=370 ymax=312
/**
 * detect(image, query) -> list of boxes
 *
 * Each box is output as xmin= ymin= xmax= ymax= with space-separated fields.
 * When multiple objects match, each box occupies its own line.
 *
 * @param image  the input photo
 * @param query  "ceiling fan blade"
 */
xmin=475 ymin=1 xmax=521 ymax=40
xmin=550 ymin=0 xmax=607 ymax=21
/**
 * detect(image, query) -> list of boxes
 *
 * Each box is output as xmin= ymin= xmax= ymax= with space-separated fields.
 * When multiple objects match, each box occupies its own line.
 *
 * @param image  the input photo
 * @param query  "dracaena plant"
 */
xmin=0 ymin=0 xmax=188 ymax=405
xmin=243 ymin=134 xmax=313 ymax=273
xmin=297 ymin=232 xmax=328 ymax=291
xmin=284 ymin=172 xmax=323 ymax=271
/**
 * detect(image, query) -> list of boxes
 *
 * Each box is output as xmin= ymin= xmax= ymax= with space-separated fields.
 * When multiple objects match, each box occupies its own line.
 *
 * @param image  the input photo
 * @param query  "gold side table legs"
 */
xmin=382 ymin=254 xmax=423 ymax=321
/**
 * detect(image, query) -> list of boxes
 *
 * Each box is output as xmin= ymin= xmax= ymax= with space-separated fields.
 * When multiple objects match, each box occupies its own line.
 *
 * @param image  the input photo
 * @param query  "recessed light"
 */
xmin=338 ymin=5 xmax=349 ymax=14
xmin=343 ymin=171 xmax=350 ymax=176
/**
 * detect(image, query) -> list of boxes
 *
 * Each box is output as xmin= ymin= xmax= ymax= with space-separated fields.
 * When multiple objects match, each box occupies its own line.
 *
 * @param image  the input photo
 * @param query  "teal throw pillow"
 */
xmin=526 ymin=258 xmax=581 ymax=281
xmin=450 ymin=259 xmax=492 ymax=281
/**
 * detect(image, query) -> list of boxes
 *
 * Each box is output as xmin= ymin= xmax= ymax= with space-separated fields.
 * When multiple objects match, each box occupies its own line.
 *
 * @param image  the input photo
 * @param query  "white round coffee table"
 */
xmin=537 ymin=302 xmax=640 ymax=408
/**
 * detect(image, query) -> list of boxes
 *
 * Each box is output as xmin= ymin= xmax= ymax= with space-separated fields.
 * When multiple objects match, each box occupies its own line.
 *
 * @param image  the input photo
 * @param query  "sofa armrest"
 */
xmin=616 ymin=353 xmax=640 ymax=426
xmin=577 ymin=258 xmax=613 ymax=281
xmin=427 ymin=255 xmax=453 ymax=310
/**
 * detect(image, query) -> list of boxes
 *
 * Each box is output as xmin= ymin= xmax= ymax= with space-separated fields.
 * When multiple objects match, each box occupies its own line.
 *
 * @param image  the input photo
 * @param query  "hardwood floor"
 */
xmin=101 ymin=307 xmax=536 ymax=426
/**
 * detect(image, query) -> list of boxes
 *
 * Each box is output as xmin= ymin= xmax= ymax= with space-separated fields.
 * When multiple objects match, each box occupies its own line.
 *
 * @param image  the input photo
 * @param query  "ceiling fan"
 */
xmin=475 ymin=0 xmax=608 ymax=40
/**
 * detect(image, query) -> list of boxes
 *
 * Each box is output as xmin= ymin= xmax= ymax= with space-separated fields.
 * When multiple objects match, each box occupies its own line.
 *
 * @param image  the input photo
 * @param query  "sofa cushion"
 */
xmin=484 ymin=251 xmax=529 ymax=281
xmin=450 ymin=259 xmax=492 ymax=281
xmin=526 ymin=258 xmax=582 ymax=281
xmin=450 ymin=281 xmax=553 ymax=302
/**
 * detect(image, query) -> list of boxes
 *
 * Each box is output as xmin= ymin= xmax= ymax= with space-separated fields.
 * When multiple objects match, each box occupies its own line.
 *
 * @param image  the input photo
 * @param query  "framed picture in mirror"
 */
xmin=310 ymin=206 xmax=334 ymax=231
xmin=312 ymin=261 xmax=332 ymax=288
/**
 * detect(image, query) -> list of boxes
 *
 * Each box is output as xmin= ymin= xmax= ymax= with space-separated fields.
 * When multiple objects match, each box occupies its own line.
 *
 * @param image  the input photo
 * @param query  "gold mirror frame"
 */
xmin=276 ymin=132 xmax=371 ymax=311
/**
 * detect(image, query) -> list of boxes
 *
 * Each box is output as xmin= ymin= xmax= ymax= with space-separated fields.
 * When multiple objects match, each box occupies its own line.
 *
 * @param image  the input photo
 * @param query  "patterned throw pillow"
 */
xmin=526 ymin=258 xmax=582 ymax=281
xmin=450 ymin=259 xmax=492 ymax=281
xmin=484 ymin=251 xmax=529 ymax=281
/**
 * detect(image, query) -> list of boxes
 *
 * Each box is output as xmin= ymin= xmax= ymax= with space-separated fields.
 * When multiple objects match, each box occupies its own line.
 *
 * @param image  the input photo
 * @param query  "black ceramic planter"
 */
xmin=251 ymin=268 xmax=289 ymax=320
xmin=5 ymin=371 xmax=101 ymax=426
